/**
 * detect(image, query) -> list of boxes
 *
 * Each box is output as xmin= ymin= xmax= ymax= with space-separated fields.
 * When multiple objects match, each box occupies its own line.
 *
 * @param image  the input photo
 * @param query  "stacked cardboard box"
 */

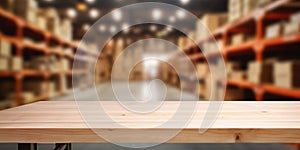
xmin=224 ymin=88 xmax=245 ymax=101
xmin=265 ymin=22 xmax=284 ymax=39
xmin=60 ymin=19 xmax=73 ymax=41
xmin=226 ymin=62 xmax=242 ymax=79
xmin=284 ymin=12 xmax=300 ymax=35
xmin=14 ymin=0 xmax=38 ymax=24
xmin=41 ymin=8 xmax=61 ymax=37
xmin=196 ymin=63 xmax=209 ymax=79
xmin=61 ymin=58 xmax=70 ymax=72
xmin=274 ymin=61 xmax=300 ymax=89
xmin=0 ymin=39 xmax=10 ymax=71
xmin=24 ymin=80 xmax=47 ymax=96
xmin=196 ymin=13 xmax=227 ymax=41
xmin=25 ymin=56 xmax=48 ymax=71
xmin=247 ymin=61 xmax=273 ymax=84
xmin=35 ymin=10 xmax=47 ymax=30
xmin=228 ymin=0 xmax=243 ymax=22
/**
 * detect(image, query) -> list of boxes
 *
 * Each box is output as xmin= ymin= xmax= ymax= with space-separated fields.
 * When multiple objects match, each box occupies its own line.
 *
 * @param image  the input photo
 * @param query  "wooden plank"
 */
xmin=0 ymin=101 xmax=299 ymax=143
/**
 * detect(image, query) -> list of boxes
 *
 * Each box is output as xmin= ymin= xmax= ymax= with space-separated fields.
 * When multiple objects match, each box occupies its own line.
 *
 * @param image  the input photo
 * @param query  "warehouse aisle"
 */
xmin=54 ymin=81 xmax=198 ymax=101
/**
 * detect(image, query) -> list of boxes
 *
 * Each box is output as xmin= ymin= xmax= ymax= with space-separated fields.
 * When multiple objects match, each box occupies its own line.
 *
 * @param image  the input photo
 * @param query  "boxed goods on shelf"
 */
xmin=243 ymin=0 xmax=259 ymax=16
xmin=178 ymin=37 xmax=191 ymax=50
xmin=231 ymin=71 xmax=247 ymax=81
xmin=35 ymin=10 xmax=47 ymax=30
xmin=283 ymin=12 xmax=300 ymax=35
xmin=247 ymin=61 xmax=273 ymax=84
xmin=0 ymin=100 xmax=15 ymax=110
xmin=27 ymin=56 xmax=48 ymax=71
xmin=226 ymin=62 xmax=242 ymax=78
xmin=196 ymin=13 xmax=227 ymax=41
xmin=228 ymin=0 xmax=243 ymax=22
xmin=0 ymin=80 xmax=14 ymax=100
xmin=196 ymin=63 xmax=209 ymax=78
xmin=10 ymin=57 xmax=22 ymax=71
xmin=7 ymin=92 xmax=35 ymax=103
xmin=283 ymin=22 xmax=300 ymax=35
xmin=291 ymin=11 xmax=300 ymax=23
xmin=14 ymin=0 xmax=38 ymax=24
xmin=265 ymin=22 xmax=284 ymax=39
xmin=23 ymin=81 xmax=47 ymax=96
xmin=48 ymin=82 xmax=56 ymax=97
xmin=0 ymin=40 xmax=11 ymax=57
xmin=60 ymin=19 xmax=73 ymax=41
xmin=274 ymin=61 xmax=300 ymax=89
xmin=231 ymin=34 xmax=246 ymax=45
xmin=0 ymin=57 xmax=9 ymax=71
xmin=0 ymin=0 xmax=14 ymax=12
xmin=61 ymin=58 xmax=70 ymax=72
xmin=41 ymin=8 xmax=60 ymax=37
xmin=224 ymin=88 xmax=245 ymax=101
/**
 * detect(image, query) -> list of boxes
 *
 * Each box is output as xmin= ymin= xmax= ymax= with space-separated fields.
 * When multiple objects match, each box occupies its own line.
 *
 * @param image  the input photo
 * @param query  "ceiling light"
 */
xmin=180 ymin=0 xmax=190 ymax=5
xmin=89 ymin=9 xmax=99 ymax=19
xmin=121 ymin=23 xmax=129 ymax=30
xmin=152 ymin=9 xmax=162 ymax=21
xmin=169 ymin=16 xmax=176 ymax=23
xmin=44 ymin=0 xmax=54 ymax=2
xmin=67 ymin=8 xmax=77 ymax=18
xmin=123 ymin=28 xmax=130 ymax=34
xmin=166 ymin=26 xmax=173 ymax=32
xmin=85 ymin=0 xmax=96 ymax=4
xmin=99 ymin=24 xmax=106 ymax=32
xmin=150 ymin=25 xmax=157 ymax=32
xmin=83 ymin=24 xmax=90 ymax=31
xmin=110 ymin=26 xmax=117 ymax=33
xmin=77 ymin=3 xmax=87 ymax=11
xmin=176 ymin=10 xmax=186 ymax=19
xmin=112 ymin=9 xmax=122 ymax=22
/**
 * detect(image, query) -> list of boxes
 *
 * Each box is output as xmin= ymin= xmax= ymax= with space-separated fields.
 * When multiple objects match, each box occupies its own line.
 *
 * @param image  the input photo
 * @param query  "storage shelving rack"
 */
xmin=182 ymin=0 xmax=300 ymax=101
xmin=0 ymin=8 xmax=97 ymax=108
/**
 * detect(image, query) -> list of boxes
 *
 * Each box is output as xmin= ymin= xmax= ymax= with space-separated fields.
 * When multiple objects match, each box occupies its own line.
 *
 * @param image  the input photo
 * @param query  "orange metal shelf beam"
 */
xmin=263 ymin=85 xmax=300 ymax=99
xmin=225 ymin=41 xmax=255 ymax=54
xmin=227 ymin=80 xmax=255 ymax=89
xmin=263 ymin=33 xmax=300 ymax=47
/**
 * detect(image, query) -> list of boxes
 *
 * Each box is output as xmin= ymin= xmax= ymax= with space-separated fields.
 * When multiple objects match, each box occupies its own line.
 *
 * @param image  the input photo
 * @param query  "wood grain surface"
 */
xmin=0 ymin=101 xmax=299 ymax=143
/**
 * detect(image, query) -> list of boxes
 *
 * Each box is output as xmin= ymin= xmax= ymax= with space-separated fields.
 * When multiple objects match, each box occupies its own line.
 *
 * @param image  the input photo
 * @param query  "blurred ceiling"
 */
xmin=37 ymin=0 xmax=228 ymax=39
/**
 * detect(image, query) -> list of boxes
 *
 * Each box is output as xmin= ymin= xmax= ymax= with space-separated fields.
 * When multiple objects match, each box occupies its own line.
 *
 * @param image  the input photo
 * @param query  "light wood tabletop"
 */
xmin=0 ymin=101 xmax=299 ymax=143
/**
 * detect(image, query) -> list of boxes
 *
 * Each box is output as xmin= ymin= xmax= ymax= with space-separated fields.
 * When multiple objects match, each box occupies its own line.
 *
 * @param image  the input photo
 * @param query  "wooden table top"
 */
xmin=0 ymin=101 xmax=299 ymax=143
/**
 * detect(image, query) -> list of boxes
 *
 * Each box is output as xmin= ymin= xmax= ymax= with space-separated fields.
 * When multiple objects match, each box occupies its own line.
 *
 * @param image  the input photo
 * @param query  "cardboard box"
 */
xmin=226 ymin=62 xmax=242 ymax=78
xmin=196 ymin=63 xmax=208 ymax=78
xmin=14 ymin=0 xmax=37 ymax=24
xmin=291 ymin=11 xmax=300 ymax=23
xmin=247 ymin=61 xmax=273 ymax=84
xmin=265 ymin=22 xmax=284 ymax=39
xmin=49 ymin=82 xmax=56 ymax=97
xmin=24 ymin=81 xmax=47 ymax=96
xmin=274 ymin=61 xmax=300 ymax=89
xmin=231 ymin=71 xmax=247 ymax=81
xmin=0 ymin=57 xmax=9 ymax=71
xmin=224 ymin=88 xmax=245 ymax=101
xmin=284 ymin=21 xmax=300 ymax=35
xmin=243 ymin=0 xmax=259 ymax=15
xmin=7 ymin=92 xmax=35 ymax=102
xmin=231 ymin=34 xmax=246 ymax=45
xmin=62 ymin=59 xmax=70 ymax=71
xmin=10 ymin=57 xmax=22 ymax=71
xmin=196 ymin=13 xmax=227 ymax=40
xmin=0 ymin=40 xmax=11 ymax=57
xmin=35 ymin=14 xmax=47 ymax=30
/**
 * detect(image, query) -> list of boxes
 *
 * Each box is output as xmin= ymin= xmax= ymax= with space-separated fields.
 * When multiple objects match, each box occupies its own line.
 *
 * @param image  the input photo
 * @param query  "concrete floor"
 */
xmin=0 ymin=82 xmax=292 ymax=150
